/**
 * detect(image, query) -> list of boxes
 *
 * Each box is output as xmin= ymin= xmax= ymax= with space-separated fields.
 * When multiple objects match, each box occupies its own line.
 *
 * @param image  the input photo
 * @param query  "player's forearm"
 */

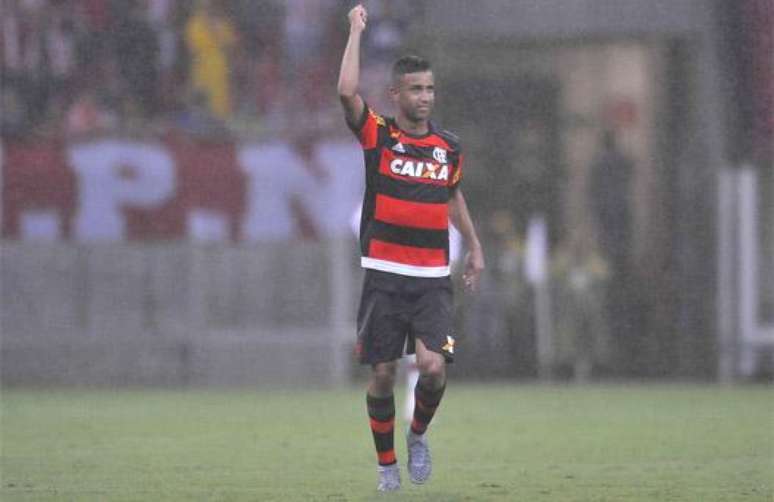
xmin=449 ymin=190 xmax=482 ymax=252
xmin=337 ymin=29 xmax=363 ymax=98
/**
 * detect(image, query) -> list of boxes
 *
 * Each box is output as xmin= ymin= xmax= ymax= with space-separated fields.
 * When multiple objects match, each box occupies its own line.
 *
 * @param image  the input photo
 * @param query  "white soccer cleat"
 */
xmin=377 ymin=463 xmax=401 ymax=492
xmin=406 ymin=431 xmax=432 ymax=484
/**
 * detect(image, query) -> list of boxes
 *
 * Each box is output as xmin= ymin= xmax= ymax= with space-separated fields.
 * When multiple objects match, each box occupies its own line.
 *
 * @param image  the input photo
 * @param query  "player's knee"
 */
xmin=416 ymin=355 xmax=445 ymax=382
xmin=370 ymin=363 xmax=397 ymax=392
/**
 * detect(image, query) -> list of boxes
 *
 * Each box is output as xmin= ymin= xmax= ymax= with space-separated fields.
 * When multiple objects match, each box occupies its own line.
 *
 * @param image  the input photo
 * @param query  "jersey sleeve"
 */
xmin=347 ymin=103 xmax=385 ymax=150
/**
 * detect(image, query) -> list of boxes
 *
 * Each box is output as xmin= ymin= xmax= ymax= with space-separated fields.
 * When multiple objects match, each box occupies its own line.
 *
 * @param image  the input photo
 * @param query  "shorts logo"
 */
xmin=432 ymin=147 xmax=447 ymax=164
xmin=442 ymin=335 xmax=455 ymax=355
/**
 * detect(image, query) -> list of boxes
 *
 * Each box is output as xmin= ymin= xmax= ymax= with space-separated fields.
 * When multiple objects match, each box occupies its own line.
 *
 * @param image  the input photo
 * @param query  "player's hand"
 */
xmin=463 ymin=246 xmax=485 ymax=292
xmin=348 ymin=4 xmax=367 ymax=32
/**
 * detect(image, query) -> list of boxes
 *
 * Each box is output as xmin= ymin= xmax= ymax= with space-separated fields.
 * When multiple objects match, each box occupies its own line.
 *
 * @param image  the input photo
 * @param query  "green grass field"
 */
xmin=2 ymin=384 xmax=772 ymax=501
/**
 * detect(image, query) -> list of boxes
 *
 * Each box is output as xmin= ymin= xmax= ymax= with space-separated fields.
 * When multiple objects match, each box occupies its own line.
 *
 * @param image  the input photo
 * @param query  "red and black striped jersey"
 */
xmin=349 ymin=104 xmax=463 ymax=278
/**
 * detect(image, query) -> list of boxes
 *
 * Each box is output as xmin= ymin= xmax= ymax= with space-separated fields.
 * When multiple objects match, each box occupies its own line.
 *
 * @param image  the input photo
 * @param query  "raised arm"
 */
xmin=449 ymin=189 xmax=485 ymax=291
xmin=337 ymin=4 xmax=368 ymax=127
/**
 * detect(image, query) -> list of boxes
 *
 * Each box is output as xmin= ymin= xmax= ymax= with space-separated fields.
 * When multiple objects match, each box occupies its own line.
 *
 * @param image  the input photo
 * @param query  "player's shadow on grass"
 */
xmin=363 ymin=489 xmax=503 ymax=501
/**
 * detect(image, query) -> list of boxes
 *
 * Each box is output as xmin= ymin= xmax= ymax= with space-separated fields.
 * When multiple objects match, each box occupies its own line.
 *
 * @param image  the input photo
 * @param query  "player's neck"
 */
xmin=395 ymin=115 xmax=429 ymax=137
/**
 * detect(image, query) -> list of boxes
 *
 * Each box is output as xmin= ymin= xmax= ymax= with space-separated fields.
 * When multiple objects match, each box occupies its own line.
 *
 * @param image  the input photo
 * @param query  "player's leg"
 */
xmin=406 ymin=339 xmax=447 ymax=484
xmin=411 ymin=338 xmax=447 ymax=434
xmin=406 ymin=279 xmax=454 ymax=484
xmin=367 ymin=361 xmax=401 ymax=491
xmin=357 ymin=271 xmax=409 ymax=491
xmin=367 ymin=361 xmax=398 ymax=463
xmin=409 ymin=281 xmax=453 ymax=437
xmin=360 ymin=321 xmax=403 ymax=476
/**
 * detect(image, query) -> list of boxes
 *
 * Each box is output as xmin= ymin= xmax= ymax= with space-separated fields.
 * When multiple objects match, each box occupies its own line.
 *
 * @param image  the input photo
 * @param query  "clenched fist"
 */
xmin=348 ymin=4 xmax=367 ymax=32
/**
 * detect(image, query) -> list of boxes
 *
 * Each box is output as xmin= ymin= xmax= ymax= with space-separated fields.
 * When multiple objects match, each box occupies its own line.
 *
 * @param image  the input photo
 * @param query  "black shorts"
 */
xmin=356 ymin=269 xmax=455 ymax=365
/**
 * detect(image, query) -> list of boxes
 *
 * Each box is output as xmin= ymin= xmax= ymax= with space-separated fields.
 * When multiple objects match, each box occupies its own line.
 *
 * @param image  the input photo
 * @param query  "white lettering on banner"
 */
xmin=68 ymin=140 xmax=175 ymax=241
xmin=308 ymin=141 xmax=364 ymax=235
xmin=238 ymin=143 xmax=312 ymax=241
xmin=4 ymin=139 xmax=365 ymax=242
xmin=239 ymin=141 xmax=364 ymax=240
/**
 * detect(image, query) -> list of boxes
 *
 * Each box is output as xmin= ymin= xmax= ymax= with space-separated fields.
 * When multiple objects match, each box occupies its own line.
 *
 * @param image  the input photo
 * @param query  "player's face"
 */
xmin=391 ymin=71 xmax=435 ymax=123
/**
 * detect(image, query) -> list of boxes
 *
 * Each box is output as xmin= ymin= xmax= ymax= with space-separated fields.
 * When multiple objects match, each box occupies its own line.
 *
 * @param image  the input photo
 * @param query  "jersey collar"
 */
xmin=388 ymin=117 xmax=435 ymax=139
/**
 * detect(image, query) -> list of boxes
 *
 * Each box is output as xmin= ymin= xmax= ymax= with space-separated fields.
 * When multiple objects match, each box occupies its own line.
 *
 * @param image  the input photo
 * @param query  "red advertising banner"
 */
xmin=2 ymin=137 xmax=364 ymax=242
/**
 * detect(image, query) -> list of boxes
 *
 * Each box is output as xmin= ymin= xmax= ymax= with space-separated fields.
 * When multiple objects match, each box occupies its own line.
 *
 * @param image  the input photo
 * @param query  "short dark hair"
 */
xmin=392 ymin=55 xmax=432 ymax=81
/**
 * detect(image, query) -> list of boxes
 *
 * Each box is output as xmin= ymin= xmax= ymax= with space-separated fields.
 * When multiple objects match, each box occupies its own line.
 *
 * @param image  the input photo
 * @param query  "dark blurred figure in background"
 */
xmin=589 ymin=129 xmax=633 ymax=273
xmin=1 ymin=0 xmax=28 ymax=136
xmin=2 ymin=0 xmax=78 ymax=134
xmin=230 ymin=0 xmax=282 ymax=124
xmin=112 ymin=0 xmax=160 ymax=119
xmin=552 ymin=235 xmax=612 ymax=382
xmin=41 ymin=2 xmax=79 ymax=124
xmin=362 ymin=0 xmax=408 ymax=65
xmin=146 ymin=0 xmax=186 ymax=114
xmin=588 ymin=128 xmax=635 ymax=373
xmin=473 ymin=209 xmax=530 ymax=377
xmin=282 ymin=0 xmax=327 ymax=100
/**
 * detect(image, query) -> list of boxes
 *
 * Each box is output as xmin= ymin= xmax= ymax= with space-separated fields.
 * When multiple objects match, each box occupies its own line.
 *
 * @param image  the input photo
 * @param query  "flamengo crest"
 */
xmin=432 ymin=147 xmax=447 ymax=164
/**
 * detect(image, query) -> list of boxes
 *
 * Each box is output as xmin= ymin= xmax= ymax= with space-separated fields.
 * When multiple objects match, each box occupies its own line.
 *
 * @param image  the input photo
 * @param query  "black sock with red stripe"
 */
xmin=410 ymin=379 xmax=446 ymax=435
xmin=367 ymin=394 xmax=396 ymax=466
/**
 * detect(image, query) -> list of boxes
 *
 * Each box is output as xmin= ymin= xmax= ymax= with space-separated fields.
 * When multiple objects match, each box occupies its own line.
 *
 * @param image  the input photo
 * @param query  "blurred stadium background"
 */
xmin=2 ymin=0 xmax=771 ymax=385
xmin=1 ymin=0 xmax=772 ymax=500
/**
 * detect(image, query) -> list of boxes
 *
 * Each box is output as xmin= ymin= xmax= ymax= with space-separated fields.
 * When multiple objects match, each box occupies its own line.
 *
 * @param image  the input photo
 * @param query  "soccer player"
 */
xmin=337 ymin=4 xmax=485 ymax=492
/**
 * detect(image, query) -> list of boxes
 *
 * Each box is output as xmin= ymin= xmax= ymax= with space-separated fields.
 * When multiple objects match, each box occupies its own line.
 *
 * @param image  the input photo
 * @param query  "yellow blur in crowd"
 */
xmin=185 ymin=1 xmax=237 ymax=119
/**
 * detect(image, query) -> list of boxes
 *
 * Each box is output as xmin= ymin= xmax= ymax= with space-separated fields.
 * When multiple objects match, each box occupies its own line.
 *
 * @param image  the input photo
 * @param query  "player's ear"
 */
xmin=388 ymin=83 xmax=399 ymax=103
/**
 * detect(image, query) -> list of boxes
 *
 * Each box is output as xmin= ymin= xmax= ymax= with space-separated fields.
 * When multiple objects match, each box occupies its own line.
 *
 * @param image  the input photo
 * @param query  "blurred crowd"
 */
xmin=1 ymin=0 xmax=414 ymax=140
